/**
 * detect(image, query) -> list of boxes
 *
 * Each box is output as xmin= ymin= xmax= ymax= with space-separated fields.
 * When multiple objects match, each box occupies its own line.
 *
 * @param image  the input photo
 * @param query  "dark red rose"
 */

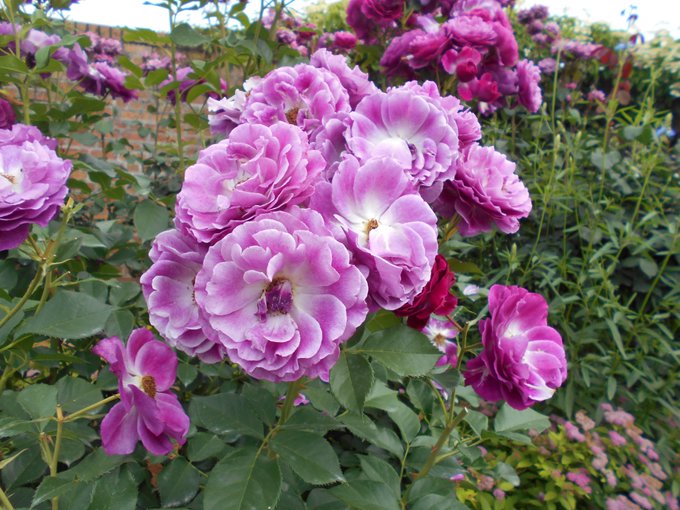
xmin=0 ymin=98 xmax=16 ymax=130
xmin=395 ymin=254 xmax=458 ymax=330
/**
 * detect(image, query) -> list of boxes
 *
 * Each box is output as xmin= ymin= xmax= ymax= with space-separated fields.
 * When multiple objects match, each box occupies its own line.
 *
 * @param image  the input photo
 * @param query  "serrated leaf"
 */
xmin=20 ymin=290 xmax=113 ymax=340
xmin=157 ymin=457 xmax=201 ymax=507
xmin=365 ymin=381 xmax=420 ymax=441
xmin=494 ymin=405 xmax=549 ymax=434
xmin=0 ymin=449 xmax=26 ymax=470
xmin=190 ymin=393 xmax=263 ymax=439
xmin=356 ymin=326 xmax=441 ymax=377
xmin=31 ymin=475 xmax=74 ymax=508
xmin=410 ymin=494 xmax=469 ymax=510
xmin=358 ymin=456 xmax=400 ymax=498
xmin=339 ymin=414 xmax=403 ymax=458
xmin=271 ymin=430 xmax=344 ymax=485
xmin=330 ymin=352 xmax=374 ymax=412
xmin=282 ymin=407 xmax=340 ymax=434
xmin=187 ymin=433 xmax=228 ymax=462
xmin=134 ymin=200 xmax=169 ymax=242
xmin=56 ymin=377 xmax=103 ymax=414
xmin=330 ymin=480 xmax=400 ymax=510
xmin=204 ymin=448 xmax=281 ymax=510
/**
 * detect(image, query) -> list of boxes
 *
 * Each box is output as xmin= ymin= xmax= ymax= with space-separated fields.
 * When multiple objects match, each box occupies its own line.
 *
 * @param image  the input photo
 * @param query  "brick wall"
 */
xmin=58 ymin=22 xmax=210 ymax=172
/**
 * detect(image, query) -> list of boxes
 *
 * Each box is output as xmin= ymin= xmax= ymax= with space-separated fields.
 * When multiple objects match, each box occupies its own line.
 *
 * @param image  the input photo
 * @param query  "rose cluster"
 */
xmin=0 ymin=124 xmax=71 ymax=251
xmin=263 ymin=8 xmax=319 ymax=57
xmin=0 ymin=22 xmax=137 ymax=102
xmin=138 ymin=48 xmax=551 ymax=395
xmin=345 ymin=0 xmax=543 ymax=114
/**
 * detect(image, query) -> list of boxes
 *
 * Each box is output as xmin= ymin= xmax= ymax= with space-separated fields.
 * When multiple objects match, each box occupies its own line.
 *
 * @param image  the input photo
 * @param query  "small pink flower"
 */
xmin=93 ymin=329 xmax=189 ymax=456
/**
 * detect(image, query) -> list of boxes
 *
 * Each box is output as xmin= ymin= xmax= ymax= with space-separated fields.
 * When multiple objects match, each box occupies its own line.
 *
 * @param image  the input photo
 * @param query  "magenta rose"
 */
xmin=0 ymin=98 xmax=15 ymax=130
xmin=517 ymin=59 xmax=543 ymax=112
xmin=434 ymin=144 xmax=532 ymax=236
xmin=464 ymin=285 xmax=568 ymax=410
xmin=93 ymin=329 xmax=190 ymax=455
xmin=360 ymin=0 xmax=404 ymax=22
xmin=395 ymin=254 xmax=458 ymax=329
xmin=175 ymin=122 xmax=325 ymax=244
xmin=194 ymin=207 xmax=368 ymax=382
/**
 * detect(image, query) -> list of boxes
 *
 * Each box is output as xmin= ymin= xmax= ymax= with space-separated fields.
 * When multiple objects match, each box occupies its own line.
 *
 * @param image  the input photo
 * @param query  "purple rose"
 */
xmin=140 ymin=229 xmax=226 ymax=363
xmin=194 ymin=207 xmax=368 ymax=382
xmin=442 ymin=46 xmax=482 ymax=82
xmin=347 ymin=88 xmax=459 ymax=196
xmin=175 ymin=122 xmax=324 ymax=245
xmin=241 ymin=64 xmax=351 ymax=139
xmin=0 ymin=125 xmax=71 ymax=250
xmin=0 ymin=98 xmax=16 ymax=130
xmin=434 ymin=144 xmax=532 ymax=236
xmin=310 ymin=156 xmax=438 ymax=310
xmin=444 ymin=15 xmax=497 ymax=47
xmin=93 ymin=329 xmax=190 ymax=455
xmin=517 ymin=59 xmax=542 ymax=112
xmin=310 ymin=49 xmax=378 ymax=109
xmin=333 ymin=31 xmax=358 ymax=50
xmin=381 ymin=30 xmax=424 ymax=78
xmin=206 ymin=77 xmax=260 ymax=138
xmin=464 ymin=284 xmax=567 ymax=410
xmin=360 ymin=0 xmax=404 ymax=22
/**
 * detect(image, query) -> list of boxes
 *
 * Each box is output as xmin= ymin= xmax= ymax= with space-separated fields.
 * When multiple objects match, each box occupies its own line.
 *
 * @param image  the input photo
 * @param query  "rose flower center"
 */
xmin=256 ymin=278 xmax=293 ymax=321
xmin=141 ymin=375 xmax=157 ymax=398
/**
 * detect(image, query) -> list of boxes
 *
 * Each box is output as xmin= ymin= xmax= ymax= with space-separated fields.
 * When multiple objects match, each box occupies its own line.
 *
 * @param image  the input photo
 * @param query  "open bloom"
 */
xmin=423 ymin=317 xmax=459 ymax=368
xmin=464 ymin=285 xmax=567 ymax=409
xmin=93 ymin=329 xmax=190 ymax=455
xmin=194 ymin=207 xmax=368 ymax=382
xmin=241 ymin=64 xmax=350 ymax=139
xmin=310 ymin=49 xmax=378 ymax=109
xmin=395 ymin=254 xmax=458 ymax=329
xmin=311 ymin=156 xmax=438 ymax=310
xmin=434 ymin=144 xmax=532 ymax=236
xmin=175 ymin=122 xmax=324 ymax=244
xmin=347 ymin=89 xmax=459 ymax=197
xmin=140 ymin=229 xmax=225 ymax=363
xmin=0 ymin=125 xmax=71 ymax=251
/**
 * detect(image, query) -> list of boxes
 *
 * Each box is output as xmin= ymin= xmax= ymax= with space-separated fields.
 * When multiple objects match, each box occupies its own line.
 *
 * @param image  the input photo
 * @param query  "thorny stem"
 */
xmin=50 ymin=406 xmax=64 ymax=510
xmin=62 ymin=394 xmax=120 ymax=423
xmin=415 ymin=408 xmax=468 ymax=480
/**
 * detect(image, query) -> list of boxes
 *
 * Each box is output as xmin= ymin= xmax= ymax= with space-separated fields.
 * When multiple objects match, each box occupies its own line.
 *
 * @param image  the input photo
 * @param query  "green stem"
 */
xmin=50 ymin=406 xmax=64 ymax=510
xmin=415 ymin=408 xmax=468 ymax=479
xmin=279 ymin=378 xmax=304 ymax=426
xmin=63 ymin=394 xmax=120 ymax=423
xmin=0 ymin=269 xmax=42 ymax=330
xmin=0 ymin=485 xmax=15 ymax=510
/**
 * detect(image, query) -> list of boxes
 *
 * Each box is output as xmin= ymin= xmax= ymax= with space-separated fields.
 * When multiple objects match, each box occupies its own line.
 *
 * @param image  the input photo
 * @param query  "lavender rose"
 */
xmin=194 ymin=207 xmax=368 ymax=382
xmin=464 ymin=285 xmax=567 ymax=410
xmin=0 ymin=125 xmax=71 ymax=251
xmin=175 ymin=122 xmax=325 ymax=245
xmin=310 ymin=156 xmax=438 ymax=310
xmin=347 ymin=88 xmax=459 ymax=198
xmin=434 ymin=144 xmax=532 ymax=236
xmin=140 ymin=229 xmax=225 ymax=363
xmin=517 ymin=59 xmax=543 ymax=112
xmin=310 ymin=49 xmax=378 ymax=109
xmin=241 ymin=64 xmax=351 ymax=139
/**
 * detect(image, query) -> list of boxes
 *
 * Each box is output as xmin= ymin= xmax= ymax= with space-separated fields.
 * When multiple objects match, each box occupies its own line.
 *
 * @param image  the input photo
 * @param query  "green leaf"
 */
xmin=464 ymin=410 xmax=488 ymax=437
xmin=31 ymin=475 xmax=74 ymax=508
xmin=1 ymin=446 xmax=44 ymax=489
xmin=20 ymin=290 xmax=113 ymax=340
xmin=270 ymin=430 xmax=344 ymax=485
xmin=0 ymin=449 xmax=26 ymax=470
xmin=134 ymin=200 xmax=170 ymax=242
xmin=330 ymin=352 xmax=374 ymax=412
xmin=104 ymin=309 xmax=135 ymax=339
xmin=56 ymin=377 xmax=103 ymax=414
xmin=89 ymin=467 xmax=137 ymax=510
xmin=187 ymin=433 xmax=228 ymax=462
xmin=330 ymin=480 xmax=400 ymax=510
xmin=190 ymin=393 xmax=263 ymax=439
xmin=364 ymin=381 xmax=420 ymax=441
xmin=170 ymin=23 xmax=209 ymax=47
xmin=157 ymin=457 xmax=201 ymax=507
xmin=358 ymin=456 xmax=400 ymax=498
xmin=17 ymin=384 xmax=57 ymax=429
xmin=410 ymin=494 xmax=469 ymax=510
xmin=356 ymin=326 xmax=441 ymax=377
xmin=204 ymin=448 xmax=281 ymax=510
xmin=494 ymin=405 xmax=549 ymax=434
xmin=282 ymin=407 xmax=340 ymax=434
xmin=339 ymin=414 xmax=403 ymax=458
